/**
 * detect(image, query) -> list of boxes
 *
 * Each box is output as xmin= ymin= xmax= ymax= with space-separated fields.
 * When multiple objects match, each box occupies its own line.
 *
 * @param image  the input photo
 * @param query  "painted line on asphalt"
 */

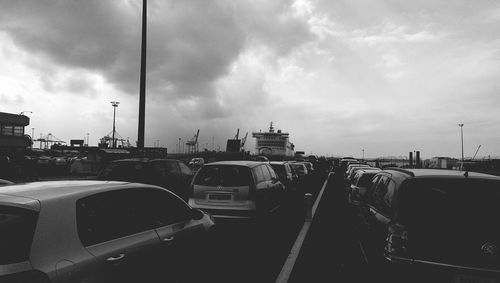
xmin=275 ymin=173 xmax=332 ymax=283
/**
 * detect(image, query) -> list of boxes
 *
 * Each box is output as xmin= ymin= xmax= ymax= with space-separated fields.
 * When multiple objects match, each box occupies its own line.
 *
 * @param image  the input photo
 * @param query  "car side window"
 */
xmin=76 ymin=188 xmax=191 ymax=246
xmin=254 ymin=166 xmax=266 ymax=183
xmin=261 ymin=165 xmax=272 ymax=181
xmin=165 ymin=161 xmax=181 ymax=175
xmin=179 ymin=162 xmax=192 ymax=176
xmin=266 ymin=165 xmax=278 ymax=179
xmin=371 ymin=175 xmax=392 ymax=215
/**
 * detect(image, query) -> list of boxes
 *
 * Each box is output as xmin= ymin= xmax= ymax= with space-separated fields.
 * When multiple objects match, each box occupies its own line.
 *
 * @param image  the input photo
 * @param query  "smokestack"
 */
xmin=409 ymin=152 xmax=413 ymax=167
xmin=416 ymin=151 xmax=421 ymax=168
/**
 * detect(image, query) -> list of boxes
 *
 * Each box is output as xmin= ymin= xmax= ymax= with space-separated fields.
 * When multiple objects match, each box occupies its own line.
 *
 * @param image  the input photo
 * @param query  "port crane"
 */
xmin=33 ymin=133 xmax=66 ymax=149
xmin=186 ymin=129 xmax=200 ymax=153
xmin=240 ymin=132 xmax=248 ymax=151
xmin=98 ymin=131 xmax=131 ymax=148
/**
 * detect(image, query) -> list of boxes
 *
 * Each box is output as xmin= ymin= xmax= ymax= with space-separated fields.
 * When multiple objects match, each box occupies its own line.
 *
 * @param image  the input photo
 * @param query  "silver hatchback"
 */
xmin=188 ymin=161 xmax=285 ymax=219
xmin=0 ymin=180 xmax=215 ymax=283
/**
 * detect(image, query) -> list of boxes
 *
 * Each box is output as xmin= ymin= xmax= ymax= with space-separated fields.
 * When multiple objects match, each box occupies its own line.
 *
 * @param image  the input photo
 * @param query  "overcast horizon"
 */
xmin=1 ymin=0 xmax=499 ymax=159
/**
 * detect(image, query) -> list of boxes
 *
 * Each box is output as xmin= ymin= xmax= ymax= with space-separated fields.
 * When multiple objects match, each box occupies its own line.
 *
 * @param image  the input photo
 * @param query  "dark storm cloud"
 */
xmin=0 ymin=0 xmax=314 ymax=110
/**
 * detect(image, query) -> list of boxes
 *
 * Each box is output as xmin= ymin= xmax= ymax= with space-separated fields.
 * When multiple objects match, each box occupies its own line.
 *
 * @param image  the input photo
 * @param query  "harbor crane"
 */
xmin=240 ymin=132 xmax=248 ymax=151
xmin=33 ymin=133 xmax=66 ymax=149
xmin=186 ymin=129 xmax=200 ymax=153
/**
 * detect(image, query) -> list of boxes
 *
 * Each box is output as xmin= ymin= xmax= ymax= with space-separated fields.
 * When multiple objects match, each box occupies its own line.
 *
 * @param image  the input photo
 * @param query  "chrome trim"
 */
xmin=385 ymin=254 xmax=500 ymax=273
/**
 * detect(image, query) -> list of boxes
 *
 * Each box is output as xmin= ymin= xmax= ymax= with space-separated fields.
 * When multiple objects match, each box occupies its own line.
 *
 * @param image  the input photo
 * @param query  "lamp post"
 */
xmin=87 ymin=133 xmax=90 ymax=147
xmin=111 ymin=101 xmax=120 ymax=148
xmin=458 ymin=123 xmax=464 ymax=162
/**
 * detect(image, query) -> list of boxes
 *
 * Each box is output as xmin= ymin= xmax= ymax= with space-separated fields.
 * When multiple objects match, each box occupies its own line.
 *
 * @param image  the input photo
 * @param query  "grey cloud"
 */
xmin=0 ymin=0 xmax=314 ymax=116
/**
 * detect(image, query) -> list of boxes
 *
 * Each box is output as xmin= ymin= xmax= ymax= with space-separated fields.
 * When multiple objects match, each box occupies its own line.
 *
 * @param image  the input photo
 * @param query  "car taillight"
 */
xmin=0 ymin=270 xmax=51 ymax=283
xmin=385 ymin=223 xmax=409 ymax=256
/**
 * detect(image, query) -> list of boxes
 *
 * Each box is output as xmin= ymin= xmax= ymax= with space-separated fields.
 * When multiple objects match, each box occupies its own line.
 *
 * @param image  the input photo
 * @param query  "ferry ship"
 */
xmin=252 ymin=122 xmax=295 ymax=157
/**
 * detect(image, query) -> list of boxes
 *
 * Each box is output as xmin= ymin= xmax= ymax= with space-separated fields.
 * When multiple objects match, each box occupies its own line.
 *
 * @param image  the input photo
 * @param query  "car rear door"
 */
xmin=76 ymin=189 xmax=162 ymax=283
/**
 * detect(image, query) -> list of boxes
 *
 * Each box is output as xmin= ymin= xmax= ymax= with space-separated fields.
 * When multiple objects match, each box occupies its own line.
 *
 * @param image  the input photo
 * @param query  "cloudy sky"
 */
xmin=1 ymin=0 xmax=499 ymax=159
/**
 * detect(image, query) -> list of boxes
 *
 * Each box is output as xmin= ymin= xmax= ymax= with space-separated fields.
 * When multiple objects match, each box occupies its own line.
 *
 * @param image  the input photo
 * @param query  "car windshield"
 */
xmin=194 ymin=165 xmax=252 ymax=187
xmin=0 ymin=205 xmax=38 ymax=264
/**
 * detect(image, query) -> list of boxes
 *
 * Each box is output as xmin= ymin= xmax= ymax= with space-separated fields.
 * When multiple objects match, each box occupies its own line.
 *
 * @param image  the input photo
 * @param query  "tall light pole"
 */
xmin=111 ymin=101 xmax=120 ymax=148
xmin=31 ymin=128 xmax=35 ymax=149
xmin=137 ymin=0 xmax=147 ymax=149
xmin=458 ymin=123 xmax=464 ymax=162
xmin=362 ymin=149 xmax=364 ymax=161
xmin=86 ymin=133 xmax=90 ymax=147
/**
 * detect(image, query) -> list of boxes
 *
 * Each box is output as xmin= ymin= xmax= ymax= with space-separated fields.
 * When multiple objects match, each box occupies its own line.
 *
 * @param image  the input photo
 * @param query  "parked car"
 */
xmin=189 ymin=161 xmax=284 ymax=219
xmin=97 ymin=158 xmax=194 ymax=201
xmin=270 ymin=161 xmax=298 ymax=191
xmin=188 ymin=157 xmax=205 ymax=167
xmin=346 ymin=165 xmax=378 ymax=185
xmin=355 ymin=168 xmax=500 ymax=283
xmin=303 ymin=162 xmax=315 ymax=175
xmin=340 ymin=157 xmax=358 ymax=170
xmin=253 ymin=155 xmax=270 ymax=162
xmin=347 ymin=168 xmax=381 ymax=204
xmin=345 ymin=163 xmax=370 ymax=181
xmin=289 ymin=162 xmax=309 ymax=179
xmin=0 ymin=180 xmax=215 ymax=283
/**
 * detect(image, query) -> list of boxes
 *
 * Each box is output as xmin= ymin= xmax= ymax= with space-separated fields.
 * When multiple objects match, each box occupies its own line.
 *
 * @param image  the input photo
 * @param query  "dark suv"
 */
xmin=97 ymin=158 xmax=194 ymax=201
xmin=356 ymin=168 xmax=500 ymax=282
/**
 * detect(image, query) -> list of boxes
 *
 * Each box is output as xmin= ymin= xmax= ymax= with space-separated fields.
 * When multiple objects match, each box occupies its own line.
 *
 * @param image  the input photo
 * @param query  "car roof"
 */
xmin=269 ymin=161 xmax=289 ymax=165
xmin=0 ymin=180 xmax=153 ymax=208
xmin=203 ymin=160 xmax=266 ymax=168
xmin=383 ymin=168 xmax=500 ymax=180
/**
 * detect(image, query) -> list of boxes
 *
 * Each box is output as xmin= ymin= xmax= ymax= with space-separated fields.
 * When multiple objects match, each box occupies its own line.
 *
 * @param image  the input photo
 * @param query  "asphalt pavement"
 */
xmin=288 ymin=168 xmax=367 ymax=283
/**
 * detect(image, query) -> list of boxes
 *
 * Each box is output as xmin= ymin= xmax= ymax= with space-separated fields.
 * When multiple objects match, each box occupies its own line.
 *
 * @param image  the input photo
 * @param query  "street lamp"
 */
xmin=458 ymin=123 xmax=464 ymax=162
xmin=20 ymin=111 xmax=33 ymax=115
xmin=111 ymin=101 xmax=120 ymax=148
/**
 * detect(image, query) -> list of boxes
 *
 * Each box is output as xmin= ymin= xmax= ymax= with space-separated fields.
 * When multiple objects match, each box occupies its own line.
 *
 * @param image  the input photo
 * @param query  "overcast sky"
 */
xmin=1 ymin=0 xmax=499 ymax=159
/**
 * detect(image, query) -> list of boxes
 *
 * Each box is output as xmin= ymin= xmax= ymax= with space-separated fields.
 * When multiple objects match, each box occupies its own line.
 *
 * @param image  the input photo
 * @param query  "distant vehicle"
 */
xmin=189 ymin=157 xmax=205 ymax=167
xmin=253 ymin=155 xmax=269 ymax=162
xmin=270 ymin=161 xmax=298 ymax=191
xmin=189 ymin=161 xmax=284 ymax=219
xmin=346 ymin=165 xmax=377 ymax=184
xmin=289 ymin=162 xmax=309 ymax=178
xmin=303 ymin=162 xmax=315 ymax=175
xmin=340 ymin=157 xmax=358 ymax=169
xmin=97 ymin=158 xmax=194 ymax=201
xmin=0 ymin=180 xmax=215 ymax=282
xmin=355 ymin=168 xmax=500 ymax=282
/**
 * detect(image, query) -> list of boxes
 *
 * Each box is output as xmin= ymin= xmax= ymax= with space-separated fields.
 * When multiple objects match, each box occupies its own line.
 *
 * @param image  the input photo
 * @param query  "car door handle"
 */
xmin=162 ymin=236 xmax=175 ymax=242
xmin=106 ymin=254 xmax=125 ymax=262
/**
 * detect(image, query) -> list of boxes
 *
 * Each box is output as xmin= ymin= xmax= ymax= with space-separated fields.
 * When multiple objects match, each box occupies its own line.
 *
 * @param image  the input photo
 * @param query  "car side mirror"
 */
xmin=271 ymin=177 xmax=279 ymax=184
xmin=191 ymin=208 xmax=204 ymax=221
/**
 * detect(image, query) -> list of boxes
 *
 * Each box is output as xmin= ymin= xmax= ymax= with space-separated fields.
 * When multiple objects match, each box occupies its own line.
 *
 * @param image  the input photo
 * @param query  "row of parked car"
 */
xmin=0 ymin=157 xmax=321 ymax=282
xmin=340 ymin=158 xmax=500 ymax=282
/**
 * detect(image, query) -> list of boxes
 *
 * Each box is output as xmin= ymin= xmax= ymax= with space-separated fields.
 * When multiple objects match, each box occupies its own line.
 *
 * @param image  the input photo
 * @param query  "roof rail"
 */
xmin=383 ymin=167 xmax=415 ymax=177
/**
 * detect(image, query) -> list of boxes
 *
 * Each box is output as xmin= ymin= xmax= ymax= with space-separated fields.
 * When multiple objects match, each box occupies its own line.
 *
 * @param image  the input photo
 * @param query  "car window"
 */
xmin=267 ymin=165 xmax=278 ymax=179
xmin=165 ymin=160 xmax=181 ymax=175
xmin=0 ymin=205 xmax=38 ymax=264
xmin=254 ymin=166 xmax=266 ymax=183
xmin=194 ymin=165 xmax=252 ymax=186
xmin=260 ymin=165 xmax=272 ymax=181
xmin=371 ymin=175 xmax=392 ymax=215
xmin=98 ymin=162 xmax=146 ymax=182
xmin=179 ymin=162 xmax=192 ymax=176
xmin=271 ymin=164 xmax=285 ymax=177
xmin=77 ymin=188 xmax=191 ymax=247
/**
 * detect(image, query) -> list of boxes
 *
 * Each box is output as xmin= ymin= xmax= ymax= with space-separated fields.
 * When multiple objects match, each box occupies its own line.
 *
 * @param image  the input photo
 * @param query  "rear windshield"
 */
xmin=0 ymin=205 xmax=38 ymax=264
xmin=194 ymin=165 xmax=252 ymax=187
xmin=290 ymin=164 xmax=305 ymax=173
xmin=398 ymin=178 xmax=500 ymax=227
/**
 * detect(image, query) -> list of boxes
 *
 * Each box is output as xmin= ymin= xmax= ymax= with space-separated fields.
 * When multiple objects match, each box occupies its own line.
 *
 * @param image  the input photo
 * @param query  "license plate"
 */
xmin=209 ymin=194 xmax=231 ymax=200
xmin=455 ymin=273 xmax=499 ymax=283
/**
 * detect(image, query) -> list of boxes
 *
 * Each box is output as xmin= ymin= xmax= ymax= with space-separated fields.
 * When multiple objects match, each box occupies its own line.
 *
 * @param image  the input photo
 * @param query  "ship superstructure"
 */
xmin=252 ymin=122 xmax=294 ymax=157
